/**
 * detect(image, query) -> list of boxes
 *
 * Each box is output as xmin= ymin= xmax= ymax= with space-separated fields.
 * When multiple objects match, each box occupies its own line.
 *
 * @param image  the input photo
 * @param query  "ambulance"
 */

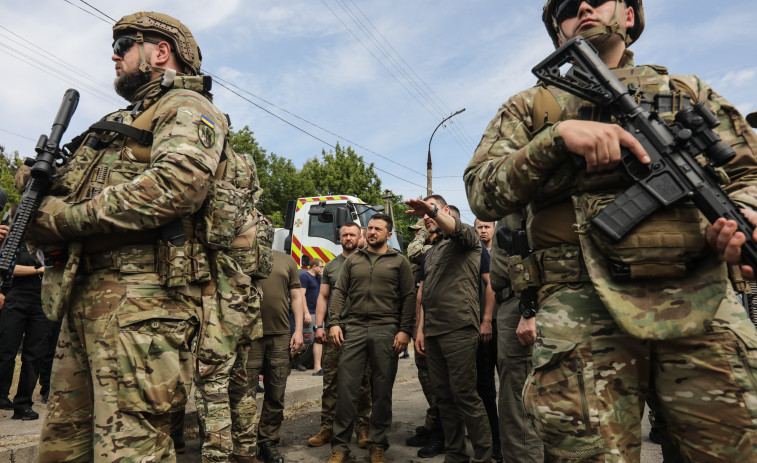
xmin=273 ymin=195 xmax=402 ymax=268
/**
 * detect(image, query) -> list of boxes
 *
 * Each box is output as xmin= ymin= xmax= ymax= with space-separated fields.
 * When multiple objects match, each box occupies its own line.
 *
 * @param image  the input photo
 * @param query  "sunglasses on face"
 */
xmin=112 ymin=35 xmax=161 ymax=58
xmin=554 ymin=0 xmax=615 ymax=24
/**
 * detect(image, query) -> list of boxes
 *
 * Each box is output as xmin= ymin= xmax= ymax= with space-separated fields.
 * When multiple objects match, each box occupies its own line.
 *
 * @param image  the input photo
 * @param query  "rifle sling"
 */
xmin=88 ymin=121 xmax=153 ymax=146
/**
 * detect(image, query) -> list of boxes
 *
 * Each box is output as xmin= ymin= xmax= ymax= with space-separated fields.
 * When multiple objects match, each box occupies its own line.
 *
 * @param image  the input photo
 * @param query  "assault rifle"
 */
xmin=0 ymin=89 xmax=79 ymax=290
xmin=496 ymin=227 xmax=538 ymax=319
xmin=532 ymin=37 xmax=757 ymax=270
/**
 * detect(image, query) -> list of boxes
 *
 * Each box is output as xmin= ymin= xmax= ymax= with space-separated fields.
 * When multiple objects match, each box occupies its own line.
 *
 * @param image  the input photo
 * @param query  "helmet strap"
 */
xmin=134 ymin=31 xmax=153 ymax=74
xmin=557 ymin=0 xmax=630 ymax=47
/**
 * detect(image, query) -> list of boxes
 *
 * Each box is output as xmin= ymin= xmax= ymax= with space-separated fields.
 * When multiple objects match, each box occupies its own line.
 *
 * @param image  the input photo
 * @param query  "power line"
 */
xmin=329 ymin=0 xmax=474 ymax=154
xmin=207 ymin=72 xmax=427 ymax=177
xmin=212 ymin=79 xmax=429 ymax=190
xmin=343 ymin=0 xmax=478 ymax=148
xmin=34 ymin=1 xmax=457 ymax=191
xmin=61 ymin=0 xmax=111 ymax=25
xmin=78 ymin=0 xmax=117 ymax=23
xmin=0 ymin=42 xmax=122 ymax=106
xmin=0 ymin=128 xmax=36 ymax=143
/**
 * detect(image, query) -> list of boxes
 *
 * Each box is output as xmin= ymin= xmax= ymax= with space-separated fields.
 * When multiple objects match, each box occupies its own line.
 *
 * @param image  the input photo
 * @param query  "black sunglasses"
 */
xmin=554 ymin=0 xmax=614 ymax=24
xmin=112 ymin=35 xmax=161 ymax=58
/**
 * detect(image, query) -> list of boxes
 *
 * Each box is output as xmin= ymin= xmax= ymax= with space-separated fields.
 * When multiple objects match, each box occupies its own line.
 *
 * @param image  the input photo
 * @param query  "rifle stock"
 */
xmin=532 ymin=37 xmax=757 ymax=270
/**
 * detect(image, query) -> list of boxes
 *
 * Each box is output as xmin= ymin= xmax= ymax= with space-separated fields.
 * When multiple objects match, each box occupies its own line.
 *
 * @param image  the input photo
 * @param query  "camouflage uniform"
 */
xmin=24 ymin=12 xmax=260 ymax=462
xmin=465 ymin=55 xmax=757 ymax=461
xmin=30 ymin=78 xmax=228 ymax=461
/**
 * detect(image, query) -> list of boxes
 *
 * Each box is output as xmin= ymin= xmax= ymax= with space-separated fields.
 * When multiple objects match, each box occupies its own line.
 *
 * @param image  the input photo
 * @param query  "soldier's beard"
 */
xmin=342 ymin=242 xmax=358 ymax=251
xmin=114 ymin=69 xmax=151 ymax=101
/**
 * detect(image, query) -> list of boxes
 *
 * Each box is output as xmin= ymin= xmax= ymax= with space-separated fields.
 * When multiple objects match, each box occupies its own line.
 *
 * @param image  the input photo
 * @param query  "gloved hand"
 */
xmin=25 ymin=196 xmax=75 ymax=246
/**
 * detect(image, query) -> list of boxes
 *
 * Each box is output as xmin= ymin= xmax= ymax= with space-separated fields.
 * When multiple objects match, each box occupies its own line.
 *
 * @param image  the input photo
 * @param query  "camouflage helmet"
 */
xmin=113 ymin=12 xmax=202 ymax=75
xmin=542 ymin=0 xmax=645 ymax=48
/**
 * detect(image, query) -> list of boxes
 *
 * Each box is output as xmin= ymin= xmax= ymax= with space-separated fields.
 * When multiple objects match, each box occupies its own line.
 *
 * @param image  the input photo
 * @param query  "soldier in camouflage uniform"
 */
xmin=465 ymin=1 xmax=757 ymax=461
xmin=25 ymin=12 xmax=254 ymax=462
xmin=310 ymin=222 xmax=372 ymax=449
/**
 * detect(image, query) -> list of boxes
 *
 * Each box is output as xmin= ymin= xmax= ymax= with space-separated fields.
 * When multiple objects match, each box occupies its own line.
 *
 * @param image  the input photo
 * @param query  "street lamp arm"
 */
xmin=427 ymin=108 xmax=465 ymax=196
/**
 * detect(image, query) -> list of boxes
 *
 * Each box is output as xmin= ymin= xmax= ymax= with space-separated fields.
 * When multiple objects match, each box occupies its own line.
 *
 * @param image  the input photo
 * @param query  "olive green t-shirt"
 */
xmin=260 ymin=251 xmax=301 ymax=335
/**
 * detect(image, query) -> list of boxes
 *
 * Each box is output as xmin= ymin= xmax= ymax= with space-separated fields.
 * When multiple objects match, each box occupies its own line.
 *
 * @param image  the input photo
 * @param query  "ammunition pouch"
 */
xmin=83 ymin=241 xmax=210 ymax=287
xmin=227 ymin=212 xmax=274 ymax=280
xmin=507 ymin=245 xmax=590 ymax=297
xmin=576 ymin=192 xmax=708 ymax=280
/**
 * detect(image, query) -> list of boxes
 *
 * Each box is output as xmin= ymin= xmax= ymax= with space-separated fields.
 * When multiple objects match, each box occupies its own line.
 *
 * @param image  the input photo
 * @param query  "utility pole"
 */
xmin=427 ymin=108 xmax=465 ymax=197
xmin=383 ymin=189 xmax=395 ymax=225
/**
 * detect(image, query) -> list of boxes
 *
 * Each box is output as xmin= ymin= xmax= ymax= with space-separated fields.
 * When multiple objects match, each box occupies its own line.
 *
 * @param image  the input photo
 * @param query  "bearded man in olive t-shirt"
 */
xmin=246 ymin=251 xmax=306 ymax=462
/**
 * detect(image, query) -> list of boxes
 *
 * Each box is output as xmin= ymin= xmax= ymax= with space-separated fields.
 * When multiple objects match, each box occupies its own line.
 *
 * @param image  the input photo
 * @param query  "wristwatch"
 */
xmin=519 ymin=299 xmax=537 ymax=319
xmin=314 ymin=324 xmax=324 ymax=330
xmin=428 ymin=203 xmax=439 ymax=218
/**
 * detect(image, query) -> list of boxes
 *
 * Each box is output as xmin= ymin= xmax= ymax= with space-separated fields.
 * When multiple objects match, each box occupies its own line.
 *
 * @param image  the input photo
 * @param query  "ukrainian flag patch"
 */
xmin=198 ymin=115 xmax=216 ymax=148
xmin=201 ymin=115 xmax=215 ymax=128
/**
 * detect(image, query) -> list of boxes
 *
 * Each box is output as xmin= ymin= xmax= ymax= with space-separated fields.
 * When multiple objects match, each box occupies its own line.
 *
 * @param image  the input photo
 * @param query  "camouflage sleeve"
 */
xmin=63 ymin=90 xmax=228 ymax=235
xmin=406 ymin=235 xmax=428 ymax=264
xmin=686 ymin=76 xmax=757 ymax=212
xmin=464 ymin=88 xmax=571 ymax=222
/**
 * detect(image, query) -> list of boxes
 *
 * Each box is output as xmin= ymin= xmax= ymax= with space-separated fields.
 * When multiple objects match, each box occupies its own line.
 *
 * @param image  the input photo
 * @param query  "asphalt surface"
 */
xmin=1 ymin=350 xmax=663 ymax=462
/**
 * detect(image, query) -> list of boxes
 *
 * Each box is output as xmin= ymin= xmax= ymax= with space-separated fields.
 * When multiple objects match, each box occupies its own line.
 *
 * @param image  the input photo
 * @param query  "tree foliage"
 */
xmin=229 ymin=129 xmax=391 ymax=230
xmin=0 ymin=146 xmax=23 ymax=217
xmin=301 ymin=143 xmax=382 ymax=205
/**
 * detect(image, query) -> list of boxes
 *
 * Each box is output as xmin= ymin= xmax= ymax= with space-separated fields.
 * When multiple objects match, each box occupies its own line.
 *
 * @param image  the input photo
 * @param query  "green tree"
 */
xmin=301 ymin=143 xmax=382 ymax=205
xmin=0 ymin=146 xmax=23 ymax=216
xmin=228 ymin=126 xmax=312 ymax=227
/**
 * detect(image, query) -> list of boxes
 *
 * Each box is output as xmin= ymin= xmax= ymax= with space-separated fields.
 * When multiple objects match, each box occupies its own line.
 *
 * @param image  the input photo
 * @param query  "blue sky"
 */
xmin=2 ymin=1 xmax=756 ymax=224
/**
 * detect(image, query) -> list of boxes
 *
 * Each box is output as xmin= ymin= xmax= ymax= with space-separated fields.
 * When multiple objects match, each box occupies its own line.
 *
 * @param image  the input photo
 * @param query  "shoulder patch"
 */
xmin=198 ymin=115 xmax=216 ymax=148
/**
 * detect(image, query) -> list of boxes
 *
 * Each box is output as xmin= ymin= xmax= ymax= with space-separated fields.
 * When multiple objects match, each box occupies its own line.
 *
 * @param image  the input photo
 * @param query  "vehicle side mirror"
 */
xmin=301 ymin=254 xmax=311 ymax=268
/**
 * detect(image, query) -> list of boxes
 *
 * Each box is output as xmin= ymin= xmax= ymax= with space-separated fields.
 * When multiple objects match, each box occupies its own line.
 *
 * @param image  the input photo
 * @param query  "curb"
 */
xmin=0 ymin=359 xmax=418 ymax=461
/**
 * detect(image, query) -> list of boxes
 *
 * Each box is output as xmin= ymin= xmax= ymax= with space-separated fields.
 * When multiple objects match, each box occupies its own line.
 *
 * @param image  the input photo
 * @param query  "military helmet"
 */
xmin=113 ymin=12 xmax=202 ymax=75
xmin=542 ymin=0 xmax=645 ymax=48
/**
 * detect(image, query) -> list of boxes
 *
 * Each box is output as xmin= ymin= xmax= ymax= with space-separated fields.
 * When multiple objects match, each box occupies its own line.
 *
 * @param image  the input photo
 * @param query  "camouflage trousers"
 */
xmin=523 ymin=282 xmax=757 ymax=462
xmin=319 ymin=338 xmax=372 ymax=433
xmin=195 ymin=343 xmax=257 ymax=462
xmin=194 ymin=255 xmax=260 ymax=462
xmin=39 ymin=269 xmax=199 ymax=463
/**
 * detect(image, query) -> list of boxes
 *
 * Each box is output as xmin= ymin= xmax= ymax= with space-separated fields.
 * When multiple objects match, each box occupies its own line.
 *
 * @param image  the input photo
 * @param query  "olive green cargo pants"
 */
xmin=426 ymin=325 xmax=492 ymax=463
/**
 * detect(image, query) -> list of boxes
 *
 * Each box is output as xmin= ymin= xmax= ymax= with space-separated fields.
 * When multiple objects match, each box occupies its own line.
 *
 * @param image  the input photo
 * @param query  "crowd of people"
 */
xmin=1 ymin=1 xmax=756 ymax=463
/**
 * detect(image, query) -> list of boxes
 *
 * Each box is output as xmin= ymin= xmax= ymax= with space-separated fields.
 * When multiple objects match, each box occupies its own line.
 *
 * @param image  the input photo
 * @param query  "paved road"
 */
xmin=177 ymin=376 xmax=664 ymax=463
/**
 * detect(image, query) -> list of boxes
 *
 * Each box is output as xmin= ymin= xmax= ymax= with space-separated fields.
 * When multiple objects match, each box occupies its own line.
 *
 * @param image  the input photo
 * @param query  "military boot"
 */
xmin=368 ymin=445 xmax=387 ymax=463
xmin=307 ymin=428 xmax=332 ymax=447
xmin=325 ymin=450 xmax=351 ymax=463
xmin=355 ymin=429 xmax=370 ymax=448
xmin=257 ymin=441 xmax=284 ymax=463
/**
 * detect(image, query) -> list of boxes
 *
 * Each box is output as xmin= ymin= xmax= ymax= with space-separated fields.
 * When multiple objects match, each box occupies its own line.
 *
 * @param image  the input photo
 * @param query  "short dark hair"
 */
xmin=340 ymin=221 xmax=361 ymax=233
xmin=423 ymin=194 xmax=447 ymax=208
xmin=369 ymin=213 xmax=393 ymax=232
xmin=448 ymin=205 xmax=460 ymax=220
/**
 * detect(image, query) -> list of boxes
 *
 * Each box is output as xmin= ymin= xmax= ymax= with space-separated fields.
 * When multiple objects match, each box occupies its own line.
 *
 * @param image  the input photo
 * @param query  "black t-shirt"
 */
xmin=4 ymin=247 xmax=42 ymax=298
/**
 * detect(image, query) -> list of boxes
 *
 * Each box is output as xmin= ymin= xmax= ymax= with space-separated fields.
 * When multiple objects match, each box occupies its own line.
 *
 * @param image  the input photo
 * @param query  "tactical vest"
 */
xmin=528 ymin=64 xmax=711 ymax=280
xmin=55 ymin=79 xmax=266 ymax=282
